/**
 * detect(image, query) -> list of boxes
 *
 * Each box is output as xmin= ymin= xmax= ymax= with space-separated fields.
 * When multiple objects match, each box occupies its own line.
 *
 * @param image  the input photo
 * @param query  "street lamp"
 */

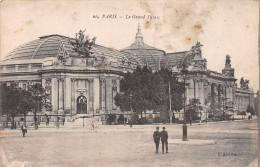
xmin=129 ymin=92 xmax=132 ymax=111
xmin=126 ymin=92 xmax=132 ymax=126
xmin=180 ymin=67 xmax=188 ymax=141
xmin=169 ymin=80 xmax=172 ymax=125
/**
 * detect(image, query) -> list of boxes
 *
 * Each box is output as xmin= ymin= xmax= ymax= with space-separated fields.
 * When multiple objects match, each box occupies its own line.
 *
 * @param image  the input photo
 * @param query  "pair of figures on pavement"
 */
xmin=153 ymin=127 xmax=168 ymax=154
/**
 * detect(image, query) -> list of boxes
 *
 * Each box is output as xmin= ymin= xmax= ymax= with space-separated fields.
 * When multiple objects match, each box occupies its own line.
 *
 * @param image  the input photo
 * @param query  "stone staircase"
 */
xmin=64 ymin=114 xmax=102 ymax=128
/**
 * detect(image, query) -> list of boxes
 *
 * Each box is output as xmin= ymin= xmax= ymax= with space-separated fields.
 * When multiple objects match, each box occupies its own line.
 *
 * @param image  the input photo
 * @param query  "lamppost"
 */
xmin=180 ymin=67 xmax=188 ymax=141
xmin=127 ymin=92 xmax=132 ymax=126
xmin=169 ymin=80 xmax=172 ymax=125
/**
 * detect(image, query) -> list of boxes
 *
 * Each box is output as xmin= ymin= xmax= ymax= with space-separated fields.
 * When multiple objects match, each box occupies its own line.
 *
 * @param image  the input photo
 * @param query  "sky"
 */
xmin=0 ymin=0 xmax=259 ymax=92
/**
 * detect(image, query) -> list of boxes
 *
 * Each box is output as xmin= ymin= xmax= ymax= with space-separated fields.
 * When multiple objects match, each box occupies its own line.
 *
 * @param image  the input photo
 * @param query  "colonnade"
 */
xmin=185 ymin=78 xmax=234 ymax=107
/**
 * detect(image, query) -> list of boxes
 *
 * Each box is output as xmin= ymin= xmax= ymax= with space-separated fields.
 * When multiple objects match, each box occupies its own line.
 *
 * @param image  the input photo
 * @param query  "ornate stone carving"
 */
xmin=225 ymin=55 xmax=231 ymax=68
xmin=100 ymin=78 xmax=106 ymax=82
xmin=45 ymin=79 xmax=51 ymax=95
xmin=191 ymin=41 xmax=203 ymax=55
xmin=112 ymin=80 xmax=117 ymax=91
xmin=57 ymin=77 xmax=64 ymax=82
xmin=76 ymin=89 xmax=88 ymax=96
xmin=222 ymin=55 xmax=234 ymax=77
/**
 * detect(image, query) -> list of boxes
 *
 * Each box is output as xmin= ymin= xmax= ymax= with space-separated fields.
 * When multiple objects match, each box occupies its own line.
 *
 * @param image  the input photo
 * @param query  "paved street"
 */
xmin=0 ymin=119 xmax=258 ymax=167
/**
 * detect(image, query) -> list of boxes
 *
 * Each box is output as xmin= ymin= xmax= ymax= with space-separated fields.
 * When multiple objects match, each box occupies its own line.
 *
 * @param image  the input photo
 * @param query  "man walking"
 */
xmin=21 ymin=123 xmax=27 ymax=137
xmin=161 ymin=127 xmax=168 ymax=154
xmin=153 ymin=127 xmax=161 ymax=154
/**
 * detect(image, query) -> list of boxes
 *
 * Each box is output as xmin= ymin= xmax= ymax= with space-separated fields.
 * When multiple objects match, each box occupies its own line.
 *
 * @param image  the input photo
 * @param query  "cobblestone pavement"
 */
xmin=0 ymin=119 xmax=258 ymax=167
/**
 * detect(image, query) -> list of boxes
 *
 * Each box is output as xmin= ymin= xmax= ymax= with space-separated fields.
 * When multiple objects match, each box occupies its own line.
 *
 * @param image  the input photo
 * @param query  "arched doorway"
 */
xmin=77 ymin=95 xmax=87 ymax=114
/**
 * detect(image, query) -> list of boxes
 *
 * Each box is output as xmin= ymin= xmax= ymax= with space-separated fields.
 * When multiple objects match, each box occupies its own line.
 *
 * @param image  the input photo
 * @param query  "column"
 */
xmin=106 ymin=77 xmax=112 ymax=112
xmin=194 ymin=80 xmax=199 ymax=99
xmin=206 ymin=82 xmax=211 ymax=102
xmin=94 ymin=78 xmax=100 ymax=112
xmin=230 ymin=86 xmax=234 ymax=102
xmin=200 ymin=81 xmax=205 ymax=105
xmin=99 ymin=79 xmax=103 ymax=110
xmin=65 ymin=78 xmax=71 ymax=110
xmin=89 ymin=79 xmax=94 ymax=112
xmin=42 ymin=79 xmax=46 ymax=88
xmin=188 ymin=79 xmax=194 ymax=100
xmin=226 ymin=85 xmax=230 ymax=100
xmin=85 ymin=80 xmax=89 ymax=113
xmin=58 ymin=78 xmax=64 ymax=111
xmin=186 ymin=84 xmax=190 ymax=104
xmin=51 ymin=78 xmax=58 ymax=112
xmin=71 ymin=79 xmax=76 ymax=115
xmin=102 ymin=79 xmax=106 ymax=111
xmin=116 ymin=79 xmax=120 ymax=111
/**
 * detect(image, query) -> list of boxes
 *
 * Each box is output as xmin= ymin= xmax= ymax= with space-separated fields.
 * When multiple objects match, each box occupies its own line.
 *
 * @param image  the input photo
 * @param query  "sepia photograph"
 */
xmin=0 ymin=0 xmax=259 ymax=167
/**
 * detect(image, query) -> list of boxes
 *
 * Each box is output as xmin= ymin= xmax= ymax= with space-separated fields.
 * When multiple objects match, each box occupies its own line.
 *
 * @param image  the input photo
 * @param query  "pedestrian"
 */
xmin=161 ymin=127 xmax=168 ymax=154
xmin=91 ymin=119 xmax=95 ymax=130
xmin=56 ymin=117 xmax=60 ymax=128
xmin=62 ymin=117 xmax=65 ymax=126
xmin=153 ymin=127 xmax=161 ymax=154
xmin=21 ymin=123 xmax=27 ymax=137
xmin=46 ymin=115 xmax=50 ymax=126
xmin=130 ymin=121 xmax=133 ymax=128
xmin=34 ymin=116 xmax=38 ymax=129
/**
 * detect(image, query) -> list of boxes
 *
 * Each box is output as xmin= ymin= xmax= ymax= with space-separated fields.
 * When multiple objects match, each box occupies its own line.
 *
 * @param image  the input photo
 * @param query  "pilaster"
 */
xmin=106 ymin=77 xmax=112 ymax=112
xmin=58 ymin=77 xmax=64 ymax=110
xmin=71 ymin=78 xmax=76 ymax=115
xmin=51 ymin=78 xmax=58 ymax=112
xmin=94 ymin=78 xmax=100 ymax=112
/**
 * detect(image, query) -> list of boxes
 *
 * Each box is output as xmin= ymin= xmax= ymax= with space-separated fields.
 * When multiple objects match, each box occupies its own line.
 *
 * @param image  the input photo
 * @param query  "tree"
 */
xmin=155 ymin=68 xmax=185 ymax=113
xmin=107 ymin=113 xmax=116 ymax=125
xmin=186 ymin=98 xmax=203 ymax=123
xmin=115 ymin=66 xmax=168 ymax=118
xmin=18 ymin=89 xmax=34 ymax=124
xmin=0 ymin=82 xmax=22 ymax=128
xmin=205 ymin=92 xmax=222 ymax=120
xmin=246 ymin=105 xmax=255 ymax=115
xmin=28 ymin=83 xmax=51 ymax=130
xmin=117 ymin=114 xmax=127 ymax=124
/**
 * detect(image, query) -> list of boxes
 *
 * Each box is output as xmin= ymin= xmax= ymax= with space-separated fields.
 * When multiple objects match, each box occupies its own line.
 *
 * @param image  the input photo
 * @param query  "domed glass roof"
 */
xmin=2 ymin=34 xmax=141 ymax=69
xmin=121 ymin=24 xmax=189 ymax=70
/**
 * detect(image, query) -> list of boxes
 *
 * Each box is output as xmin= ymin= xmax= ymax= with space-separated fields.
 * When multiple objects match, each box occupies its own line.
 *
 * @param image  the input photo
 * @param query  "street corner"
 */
xmin=168 ymin=139 xmax=216 ymax=145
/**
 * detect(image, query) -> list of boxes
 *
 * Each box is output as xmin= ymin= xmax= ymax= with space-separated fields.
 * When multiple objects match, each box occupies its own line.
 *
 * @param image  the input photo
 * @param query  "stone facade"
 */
xmin=0 ymin=27 xmax=255 ymax=124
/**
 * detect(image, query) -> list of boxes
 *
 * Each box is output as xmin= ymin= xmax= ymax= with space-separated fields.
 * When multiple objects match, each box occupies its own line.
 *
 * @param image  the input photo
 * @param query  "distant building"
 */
xmin=0 ymin=25 xmax=255 ymax=124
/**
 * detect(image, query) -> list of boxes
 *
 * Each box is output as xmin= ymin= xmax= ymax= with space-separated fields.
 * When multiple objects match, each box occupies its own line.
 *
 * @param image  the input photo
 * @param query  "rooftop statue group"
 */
xmin=240 ymin=77 xmax=249 ymax=90
xmin=70 ymin=29 xmax=97 ymax=57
